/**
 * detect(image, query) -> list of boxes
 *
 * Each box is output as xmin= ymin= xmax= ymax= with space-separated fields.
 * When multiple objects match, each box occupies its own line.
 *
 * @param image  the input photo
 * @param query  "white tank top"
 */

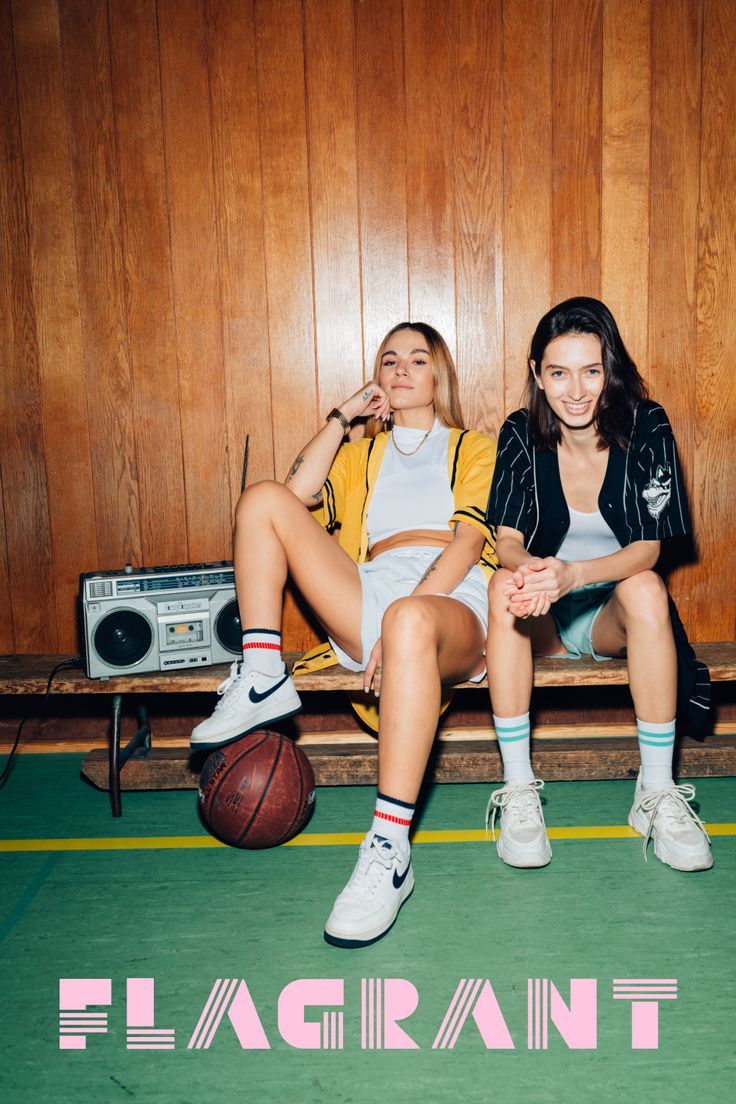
xmin=556 ymin=507 xmax=622 ymax=563
xmin=367 ymin=419 xmax=454 ymax=546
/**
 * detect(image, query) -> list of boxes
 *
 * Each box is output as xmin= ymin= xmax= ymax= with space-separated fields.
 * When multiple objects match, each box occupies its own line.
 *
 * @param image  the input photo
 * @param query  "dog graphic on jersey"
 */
xmin=642 ymin=464 xmax=672 ymax=519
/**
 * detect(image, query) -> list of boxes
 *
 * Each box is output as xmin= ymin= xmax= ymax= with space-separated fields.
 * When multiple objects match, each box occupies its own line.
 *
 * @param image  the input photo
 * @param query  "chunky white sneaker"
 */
xmin=190 ymin=662 xmax=302 ymax=749
xmin=324 ymin=832 xmax=414 ymax=948
xmin=628 ymin=772 xmax=713 ymax=871
xmin=486 ymin=780 xmax=552 ymax=868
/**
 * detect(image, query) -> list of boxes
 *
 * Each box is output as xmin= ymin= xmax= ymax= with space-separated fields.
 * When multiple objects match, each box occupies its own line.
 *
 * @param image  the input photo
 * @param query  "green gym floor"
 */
xmin=1 ymin=756 xmax=734 ymax=1104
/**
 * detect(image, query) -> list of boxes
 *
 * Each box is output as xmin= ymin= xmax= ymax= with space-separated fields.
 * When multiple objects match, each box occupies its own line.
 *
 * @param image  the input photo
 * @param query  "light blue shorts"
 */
xmin=549 ymin=581 xmax=618 ymax=661
xmin=328 ymin=547 xmax=488 ymax=679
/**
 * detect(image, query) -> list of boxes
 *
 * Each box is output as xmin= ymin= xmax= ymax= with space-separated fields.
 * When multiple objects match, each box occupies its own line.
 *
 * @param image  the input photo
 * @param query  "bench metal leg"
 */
xmin=108 ymin=696 xmax=152 ymax=818
xmin=109 ymin=694 xmax=123 ymax=818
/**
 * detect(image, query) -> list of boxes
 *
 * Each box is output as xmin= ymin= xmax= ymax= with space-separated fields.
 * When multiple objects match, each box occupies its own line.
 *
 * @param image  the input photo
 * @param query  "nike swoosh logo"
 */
xmin=393 ymin=862 xmax=411 ymax=889
xmin=248 ymin=673 xmax=289 ymax=704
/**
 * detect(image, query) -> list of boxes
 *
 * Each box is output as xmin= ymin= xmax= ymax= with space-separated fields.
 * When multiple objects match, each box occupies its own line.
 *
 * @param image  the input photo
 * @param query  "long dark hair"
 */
xmin=524 ymin=297 xmax=648 ymax=451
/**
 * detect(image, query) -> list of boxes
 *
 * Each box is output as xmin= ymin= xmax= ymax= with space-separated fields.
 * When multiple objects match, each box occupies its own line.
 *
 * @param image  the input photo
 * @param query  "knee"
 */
xmin=381 ymin=596 xmax=438 ymax=650
xmin=615 ymin=571 xmax=670 ymax=626
xmin=487 ymin=568 xmax=515 ymax=624
xmin=234 ymin=480 xmax=286 ymax=528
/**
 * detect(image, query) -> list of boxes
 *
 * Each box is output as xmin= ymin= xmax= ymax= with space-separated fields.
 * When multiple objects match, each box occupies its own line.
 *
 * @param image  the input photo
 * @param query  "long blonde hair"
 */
xmin=364 ymin=322 xmax=465 ymax=438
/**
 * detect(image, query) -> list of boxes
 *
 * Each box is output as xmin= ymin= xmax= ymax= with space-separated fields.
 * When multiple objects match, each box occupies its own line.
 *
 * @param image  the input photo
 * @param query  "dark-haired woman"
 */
xmin=191 ymin=322 xmax=498 ymax=944
xmin=485 ymin=296 xmax=712 ymax=872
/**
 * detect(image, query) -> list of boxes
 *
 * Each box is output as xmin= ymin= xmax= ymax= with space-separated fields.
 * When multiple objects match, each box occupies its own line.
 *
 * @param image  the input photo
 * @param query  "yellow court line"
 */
xmin=1 ymin=824 xmax=735 ymax=852
xmin=1 ymin=836 xmax=227 ymax=852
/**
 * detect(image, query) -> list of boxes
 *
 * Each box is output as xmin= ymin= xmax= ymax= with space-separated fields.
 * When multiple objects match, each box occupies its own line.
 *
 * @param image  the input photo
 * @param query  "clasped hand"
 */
xmin=503 ymin=557 xmax=579 ymax=619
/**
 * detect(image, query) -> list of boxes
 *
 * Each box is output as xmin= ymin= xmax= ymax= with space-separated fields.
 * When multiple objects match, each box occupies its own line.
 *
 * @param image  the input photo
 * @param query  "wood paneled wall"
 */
xmin=1 ymin=0 xmax=734 ymax=654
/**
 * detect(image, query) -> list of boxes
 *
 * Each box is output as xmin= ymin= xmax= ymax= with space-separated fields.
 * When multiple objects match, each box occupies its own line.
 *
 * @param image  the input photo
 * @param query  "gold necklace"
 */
xmin=391 ymin=425 xmax=432 ymax=456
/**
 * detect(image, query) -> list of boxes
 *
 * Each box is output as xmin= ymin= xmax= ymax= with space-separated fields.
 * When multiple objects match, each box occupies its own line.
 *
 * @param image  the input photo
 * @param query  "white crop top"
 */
xmin=556 ymin=507 xmax=622 ymax=563
xmin=367 ymin=419 xmax=454 ymax=546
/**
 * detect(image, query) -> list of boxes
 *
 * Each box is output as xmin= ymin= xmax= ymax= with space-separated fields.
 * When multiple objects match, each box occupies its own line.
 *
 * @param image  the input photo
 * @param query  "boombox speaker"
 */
xmin=80 ymin=562 xmax=241 ymax=679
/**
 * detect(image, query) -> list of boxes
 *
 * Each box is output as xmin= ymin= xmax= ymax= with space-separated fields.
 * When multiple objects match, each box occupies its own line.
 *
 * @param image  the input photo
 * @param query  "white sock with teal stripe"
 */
xmin=493 ymin=712 xmax=534 ymax=785
xmin=637 ymin=718 xmax=675 ymax=791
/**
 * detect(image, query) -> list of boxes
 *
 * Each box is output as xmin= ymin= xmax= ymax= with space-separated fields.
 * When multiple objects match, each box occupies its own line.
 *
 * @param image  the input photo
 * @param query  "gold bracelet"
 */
xmin=326 ymin=408 xmax=350 ymax=436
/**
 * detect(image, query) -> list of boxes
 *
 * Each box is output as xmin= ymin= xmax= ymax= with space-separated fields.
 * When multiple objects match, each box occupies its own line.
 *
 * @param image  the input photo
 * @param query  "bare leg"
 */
xmin=484 ymin=570 xmax=559 ymax=868
xmin=377 ymin=595 xmax=485 ymax=802
xmin=233 ymin=481 xmax=363 ymax=661
xmin=486 ymin=569 xmax=565 ymax=716
xmin=594 ymin=573 xmax=711 ymax=870
xmin=324 ymin=595 xmax=484 ymax=947
xmin=192 ymin=481 xmax=367 ymax=751
xmin=591 ymin=571 xmax=676 ymax=722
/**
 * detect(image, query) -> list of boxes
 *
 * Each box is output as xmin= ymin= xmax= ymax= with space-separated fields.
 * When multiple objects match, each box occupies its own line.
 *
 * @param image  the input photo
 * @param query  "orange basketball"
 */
xmin=199 ymin=730 xmax=315 ymax=848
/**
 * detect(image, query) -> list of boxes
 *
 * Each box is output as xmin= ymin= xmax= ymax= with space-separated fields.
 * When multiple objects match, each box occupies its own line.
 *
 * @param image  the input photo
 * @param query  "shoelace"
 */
xmin=484 ymin=780 xmax=545 ymax=842
xmin=633 ymin=782 xmax=711 ymax=861
xmin=212 ymin=661 xmax=243 ymax=714
xmin=343 ymin=838 xmax=400 ymax=901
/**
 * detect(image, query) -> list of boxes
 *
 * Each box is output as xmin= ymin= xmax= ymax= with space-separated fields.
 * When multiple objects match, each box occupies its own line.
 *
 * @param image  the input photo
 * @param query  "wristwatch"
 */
xmin=327 ymin=408 xmax=351 ymax=436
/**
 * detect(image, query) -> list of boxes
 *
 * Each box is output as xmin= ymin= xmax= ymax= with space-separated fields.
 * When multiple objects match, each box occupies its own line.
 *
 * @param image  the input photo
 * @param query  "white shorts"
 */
xmin=328 ymin=547 xmax=488 ymax=681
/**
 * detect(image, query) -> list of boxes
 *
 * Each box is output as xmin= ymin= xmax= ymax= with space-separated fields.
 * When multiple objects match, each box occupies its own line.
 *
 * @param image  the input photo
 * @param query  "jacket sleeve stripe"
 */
xmin=453 ymin=507 xmax=493 ymax=532
xmin=450 ymin=430 xmax=468 ymax=490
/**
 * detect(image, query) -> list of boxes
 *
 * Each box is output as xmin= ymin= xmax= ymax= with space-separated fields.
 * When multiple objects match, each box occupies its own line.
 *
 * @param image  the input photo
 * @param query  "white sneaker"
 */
xmin=190 ymin=661 xmax=302 ymax=749
xmin=324 ymin=832 xmax=414 ymax=948
xmin=628 ymin=772 xmax=713 ymax=871
xmin=486 ymin=780 xmax=552 ymax=868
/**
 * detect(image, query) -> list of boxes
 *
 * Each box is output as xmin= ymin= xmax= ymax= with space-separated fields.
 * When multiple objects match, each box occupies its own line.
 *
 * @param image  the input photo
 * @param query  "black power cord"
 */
xmin=0 ymin=656 xmax=83 ymax=790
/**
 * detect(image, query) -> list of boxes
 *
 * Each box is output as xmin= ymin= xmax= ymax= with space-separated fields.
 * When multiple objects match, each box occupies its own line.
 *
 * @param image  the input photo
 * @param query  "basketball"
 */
xmin=198 ymin=730 xmax=315 ymax=849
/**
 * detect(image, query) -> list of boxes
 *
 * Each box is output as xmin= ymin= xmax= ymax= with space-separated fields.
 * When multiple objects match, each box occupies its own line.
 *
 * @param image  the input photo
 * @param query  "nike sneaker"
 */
xmin=628 ymin=772 xmax=713 ymax=871
xmin=324 ymin=831 xmax=414 ymax=948
xmin=485 ymin=780 xmax=552 ymax=868
xmin=190 ymin=661 xmax=302 ymax=749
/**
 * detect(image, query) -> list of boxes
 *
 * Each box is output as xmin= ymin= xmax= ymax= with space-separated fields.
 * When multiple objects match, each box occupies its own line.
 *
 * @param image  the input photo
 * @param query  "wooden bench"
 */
xmin=1 ymin=646 xmax=735 ymax=817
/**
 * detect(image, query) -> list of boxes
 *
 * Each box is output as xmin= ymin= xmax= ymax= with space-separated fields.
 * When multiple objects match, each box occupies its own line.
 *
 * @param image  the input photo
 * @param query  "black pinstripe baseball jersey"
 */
xmin=486 ymin=400 xmax=710 ymax=738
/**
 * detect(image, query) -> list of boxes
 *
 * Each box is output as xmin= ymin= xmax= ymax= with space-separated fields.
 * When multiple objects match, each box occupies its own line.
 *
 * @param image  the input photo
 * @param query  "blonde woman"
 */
xmin=192 ymin=322 xmax=498 ymax=946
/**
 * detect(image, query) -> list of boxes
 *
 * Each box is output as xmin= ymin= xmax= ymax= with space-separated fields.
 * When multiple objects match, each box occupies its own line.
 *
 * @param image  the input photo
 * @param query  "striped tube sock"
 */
xmin=637 ymin=718 xmax=675 ymax=791
xmin=371 ymin=791 xmax=415 ymax=845
xmin=241 ymin=628 xmax=283 ymax=677
xmin=493 ymin=712 xmax=534 ymax=785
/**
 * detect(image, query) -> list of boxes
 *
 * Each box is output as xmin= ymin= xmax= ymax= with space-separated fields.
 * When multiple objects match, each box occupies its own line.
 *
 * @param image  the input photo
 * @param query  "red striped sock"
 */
xmin=371 ymin=791 xmax=415 ymax=845
xmin=241 ymin=628 xmax=283 ymax=677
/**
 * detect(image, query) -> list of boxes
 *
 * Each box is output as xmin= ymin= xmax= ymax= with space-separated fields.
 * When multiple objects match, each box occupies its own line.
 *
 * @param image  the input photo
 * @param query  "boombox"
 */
xmin=80 ymin=562 xmax=241 ymax=679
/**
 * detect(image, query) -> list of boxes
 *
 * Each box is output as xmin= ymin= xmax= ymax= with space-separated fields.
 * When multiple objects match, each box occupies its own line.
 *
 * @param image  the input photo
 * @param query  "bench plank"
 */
xmin=1 ymin=642 xmax=735 ymax=693
xmin=81 ymin=733 xmax=736 ymax=790
xmin=3 ymin=647 xmax=733 ymax=811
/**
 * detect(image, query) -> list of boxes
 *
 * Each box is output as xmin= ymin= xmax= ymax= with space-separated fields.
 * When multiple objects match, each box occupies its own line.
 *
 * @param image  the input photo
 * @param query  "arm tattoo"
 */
xmin=418 ymin=551 xmax=444 ymax=585
xmin=311 ymin=488 xmax=324 ymax=501
xmin=286 ymin=454 xmax=305 ymax=483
